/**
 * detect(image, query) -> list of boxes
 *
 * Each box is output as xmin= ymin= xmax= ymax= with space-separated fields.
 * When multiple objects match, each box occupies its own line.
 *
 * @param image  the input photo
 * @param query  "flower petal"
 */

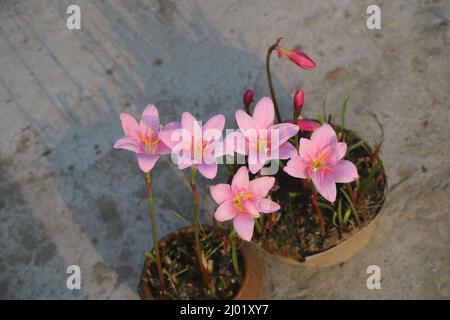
xmin=310 ymin=123 xmax=337 ymax=149
xmin=113 ymin=137 xmax=142 ymax=153
xmin=248 ymin=160 xmax=265 ymax=175
xmin=196 ymin=162 xmax=218 ymax=179
xmin=214 ymin=200 xmax=238 ymax=222
xmin=233 ymin=214 xmax=254 ymax=241
xmin=257 ymin=198 xmax=281 ymax=213
xmin=141 ymin=105 xmax=160 ymax=131
xmin=137 ymin=154 xmax=159 ymax=172
xmin=333 ymin=160 xmax=358 ymax=183
xmin=335 ymin=142 xmax=347 ymax=161
xmin=203 ymin=114 xmax=225 ymax=135
xmin=297 ymin=119 xmax=320 ymax=132
xmin=284 ymin=154 xmax=308 ymax=179
xmin=231 ymin=166 xmax=249 ymax=191
xmin=277 ymin=142 xmax=297 ymax=159
xmin=224 ymin=131 xmax=248 ymax=155
xmin=210 ymin=184 xmax=233 ymax=205
xmin=252 ymin=97 xmax=274 ymax=129
xmin=182 ymin=112 xmax=202 ymax=144
xmin=159 ymin=129 xmax=181 ymax=150
xmin=119 ymin=113 xmax=140 ymax=140
xmin=249 ymin=176 xmax=275 ymax=197
xmin=235 ymin=109 xmax=260 ymax=133
xmin=299 ymin=138 xmax=318 ymax=161
xmin=242 ymin=200 xmax=260 ymax=218
xmin=310 ymin=170 xmax=337 ymax=203
xmin=270 ymin=123 xmax=299 ymax=146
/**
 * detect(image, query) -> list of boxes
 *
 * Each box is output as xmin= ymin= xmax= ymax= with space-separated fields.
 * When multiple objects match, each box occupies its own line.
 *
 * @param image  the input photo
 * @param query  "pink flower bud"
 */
xmin=243 ymin=89 xmax=254 ymax=107
xmin=294 ymin=90 xmax=304 ymax=116
xmin=277 ymin=47 xmax=316 ymax=70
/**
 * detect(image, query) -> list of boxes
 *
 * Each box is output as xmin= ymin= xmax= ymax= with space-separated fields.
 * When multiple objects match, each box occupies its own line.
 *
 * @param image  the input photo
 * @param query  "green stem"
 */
xmin=145 ymin=172 xmax=166 ymax=299
xmin=190 ymin=167 xmax=211 ymax=287
xmin=266 ymin=39 xmax=283 ymax=123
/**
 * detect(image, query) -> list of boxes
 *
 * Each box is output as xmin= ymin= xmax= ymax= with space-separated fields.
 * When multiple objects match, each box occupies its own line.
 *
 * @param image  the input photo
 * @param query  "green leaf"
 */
xmin=231 ymin=240 xmax=240 ymax=276
xmin=337 ymin=199 xmax=343 ymax=225
xmin=347 ymin=140 xmax=367 ymax=153
xmin=317 ymin=113 xmax=325 ymax=125
xmin=340 ymin=187 xmax=360 ymax=224
xmin=169 ymin=209 xmax=191 ymax=225
xmin=288 ymin=191 xmax=302 ymax=198
xmin=359 ymin=162 xmax=383 ymax=192
xmin=343 ymin=208 xmax=352 ymax=224
xmin=318 ymin=202 xmax=335 ymax=212
xmin=340 ymin=96 xmax=350 ymax=130
xmin=145 ymin=250 xmax=155 ymax=261
xmin=332 ymin=211 xmax=339 ymax=228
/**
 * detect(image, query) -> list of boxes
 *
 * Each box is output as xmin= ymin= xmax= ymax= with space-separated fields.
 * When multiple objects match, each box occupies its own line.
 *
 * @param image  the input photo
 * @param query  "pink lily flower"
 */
xmin=210 ymin=166 xmax=280 ymax=241
xmin=276 ymin=47 xmax=316 ymax=70
xmin=283 ymin=123 xmax=358 ymax=203
xmin=113 ymin=105 xmax=177 ymax=172
xmin=226 ymin=97 xmax=299 ymax=174
xmin=159 ymin=112 xmax=225 ymax=179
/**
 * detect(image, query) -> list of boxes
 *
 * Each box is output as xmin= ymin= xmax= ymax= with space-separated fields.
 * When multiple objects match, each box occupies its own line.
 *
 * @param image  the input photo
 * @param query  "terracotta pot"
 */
xmin=253 ymin=170 xmax=388 ymax=268
xmin=252 ymin=211 xmax=382 ymax=268
xmin=138 ymin=226 xmax=262 ymax=300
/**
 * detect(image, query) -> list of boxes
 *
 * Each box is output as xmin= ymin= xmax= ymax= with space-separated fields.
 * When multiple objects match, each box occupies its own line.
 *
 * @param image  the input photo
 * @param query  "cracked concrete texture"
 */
xmin=0 ymin=0 xmax=449 ymax=299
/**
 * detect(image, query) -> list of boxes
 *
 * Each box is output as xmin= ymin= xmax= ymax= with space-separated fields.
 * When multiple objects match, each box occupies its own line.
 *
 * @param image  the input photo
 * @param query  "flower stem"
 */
xmin=190 ymin=167 xmax=211 ymax=287
xmin=144 ymin=171 xmax=166 ymax=299
xmin=312 ymin=188 xmax=326 ymax=237
xmin=266 ymin=39 xmax=283 ymax=123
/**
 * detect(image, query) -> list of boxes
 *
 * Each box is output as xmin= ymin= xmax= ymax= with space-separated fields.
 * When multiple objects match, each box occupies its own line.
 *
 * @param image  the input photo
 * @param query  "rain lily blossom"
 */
xmin=113 ymin=105 xmax=177 ymax=172
xmin=276 ymin=47 xmax=317 ymax=70
xmin=226 ymin=97 xmax=299 ymax=174
xmin=159 ymin=112 xmax=225 ymax=179
xmin=210 ymin=166 xmax=280 ymax=241
xmin=284 ymin=123 xmax=358 ymax=203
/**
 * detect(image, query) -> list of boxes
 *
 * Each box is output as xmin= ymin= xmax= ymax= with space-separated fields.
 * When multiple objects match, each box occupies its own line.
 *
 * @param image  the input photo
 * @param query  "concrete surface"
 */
xmin=0 ymin=0 xmax=449 ymax=299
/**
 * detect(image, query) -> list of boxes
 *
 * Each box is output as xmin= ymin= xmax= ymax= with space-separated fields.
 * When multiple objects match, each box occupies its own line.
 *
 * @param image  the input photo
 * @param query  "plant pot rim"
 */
xmin=138 ymin=225 xmax=261 ymax=300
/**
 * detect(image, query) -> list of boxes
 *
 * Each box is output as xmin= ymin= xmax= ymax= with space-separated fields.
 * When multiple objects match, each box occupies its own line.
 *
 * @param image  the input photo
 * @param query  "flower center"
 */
xmin=140 ymin=130 xmax=160 ymax=154
xmin=233 ymin=191 xmax=254 ymax=213
xmin=309 ymin=151 xmax=333 ymax=173
xmin=257 ymin=138 xmax=270 ymax=153
xmin=192 ymin=138 xmax=209 ymax=160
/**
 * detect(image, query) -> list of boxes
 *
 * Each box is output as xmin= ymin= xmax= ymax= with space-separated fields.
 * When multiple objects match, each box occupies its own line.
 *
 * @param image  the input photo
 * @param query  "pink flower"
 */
xmin=283 ymin=123 xmax=358 ymax=203
xmin=113 ymin=105 xmax=177 ymax=172
xmin=210 ymin=166 xmax=280 ymax=241
xmin=226 ymin=97 xmax=299 ymax=174
xmin=277 ymin=47 xmax=316 ymax=70
xmin=159 ymin=112 xmax=225 ymax=179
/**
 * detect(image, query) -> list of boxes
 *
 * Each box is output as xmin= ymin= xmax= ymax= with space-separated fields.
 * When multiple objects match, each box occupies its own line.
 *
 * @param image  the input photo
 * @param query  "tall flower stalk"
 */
xmin=145 ymin=172 xmax=166 ymax=299
xmin=265 ymin=38 xmax=283 ymax=124
xmin=190 ymin=167 xmax=211 ymax=286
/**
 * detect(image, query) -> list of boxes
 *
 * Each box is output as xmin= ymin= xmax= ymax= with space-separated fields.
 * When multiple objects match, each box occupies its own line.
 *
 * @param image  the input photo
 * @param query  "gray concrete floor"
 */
xmin=0 ymin=0 xmax=449 ymax=299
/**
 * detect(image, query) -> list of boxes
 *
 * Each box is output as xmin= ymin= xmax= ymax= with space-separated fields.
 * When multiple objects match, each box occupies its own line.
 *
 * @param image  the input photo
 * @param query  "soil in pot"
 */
xmin=252 ymin=126 xmax=387 ymax=262
xmin=140 ymin=227 xmax=246 ymax=300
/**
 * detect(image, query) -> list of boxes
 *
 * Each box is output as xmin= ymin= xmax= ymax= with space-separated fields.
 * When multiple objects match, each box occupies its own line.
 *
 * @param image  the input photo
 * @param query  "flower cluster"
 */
xmin=113 ymin=40 xmax=359 ymax=290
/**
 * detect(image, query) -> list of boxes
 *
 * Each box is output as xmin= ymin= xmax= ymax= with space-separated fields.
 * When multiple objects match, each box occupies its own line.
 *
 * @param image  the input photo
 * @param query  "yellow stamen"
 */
xmin=233 ymin=191 xmax=255 ymax=212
